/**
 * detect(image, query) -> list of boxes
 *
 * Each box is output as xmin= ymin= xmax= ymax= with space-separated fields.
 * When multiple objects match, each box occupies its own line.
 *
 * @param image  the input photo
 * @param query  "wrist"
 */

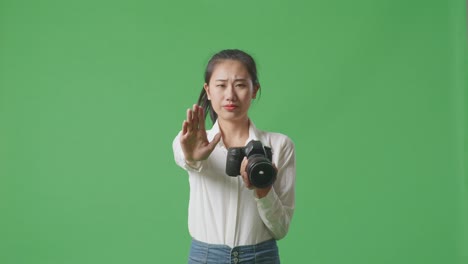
xmin=185 ymin=159 xmax=198 ymax=165
xmin=255 ymin=186 xmax=271 ymax=198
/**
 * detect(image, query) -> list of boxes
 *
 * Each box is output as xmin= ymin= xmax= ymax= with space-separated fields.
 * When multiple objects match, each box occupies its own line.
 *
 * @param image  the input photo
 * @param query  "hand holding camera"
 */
xmin=226 ymin=140 xmax=277 ymax=189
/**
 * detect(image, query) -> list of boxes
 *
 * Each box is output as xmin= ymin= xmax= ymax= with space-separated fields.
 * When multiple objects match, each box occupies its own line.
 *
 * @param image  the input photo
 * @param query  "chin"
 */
xmin=218 ymin=113 xmax=247 ymax=122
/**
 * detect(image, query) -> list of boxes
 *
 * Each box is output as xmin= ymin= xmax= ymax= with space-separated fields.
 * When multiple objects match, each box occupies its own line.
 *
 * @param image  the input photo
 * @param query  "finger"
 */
xmin=207 ymin=133 xmax=222 ymax=151
xmin=182 ymin=120 xmax=187 ymax=135
xmin=242 ymin=170 xmax=252 ymax=189
xmin=186 ymin=109 xmax=193 ymax=131
xmin=241 ymin=172 xmax=247 ymax=185
xmin=240 ymin=157 xmax=247 ymax=174
xmin=192 ymin=104 xmax=199 ymax=130
xmin=198 ymin=105 xmax=205 ymax=131
xmin=186 ymin=108 xmax=192 ymax=121
xmin=241 ymin=168 xmax=247 ymax=182
xmin=240 ymin=157 xmax=253 ymax=189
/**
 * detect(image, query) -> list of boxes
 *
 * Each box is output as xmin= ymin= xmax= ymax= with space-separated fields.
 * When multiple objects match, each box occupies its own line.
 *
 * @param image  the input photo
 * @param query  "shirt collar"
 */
xmin=209 ymin=119 xmax=260 ymax=147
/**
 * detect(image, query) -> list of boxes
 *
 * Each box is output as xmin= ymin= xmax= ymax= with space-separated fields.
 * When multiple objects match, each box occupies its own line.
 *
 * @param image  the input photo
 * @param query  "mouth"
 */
xmin=223 ymin=104 xmax=238 ymax=111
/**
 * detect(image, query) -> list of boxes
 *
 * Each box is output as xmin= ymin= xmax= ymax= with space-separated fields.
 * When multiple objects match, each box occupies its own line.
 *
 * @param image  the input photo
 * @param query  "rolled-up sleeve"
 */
xmin=255 ymin=137 xmax=296 ymax=240
xmin=172 ymin=131 xmax=203 ymax=172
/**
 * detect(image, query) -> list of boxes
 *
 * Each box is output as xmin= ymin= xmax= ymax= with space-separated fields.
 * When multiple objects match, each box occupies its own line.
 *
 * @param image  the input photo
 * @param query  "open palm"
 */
xmin=180 ymin=104 xmax=221 ymax=162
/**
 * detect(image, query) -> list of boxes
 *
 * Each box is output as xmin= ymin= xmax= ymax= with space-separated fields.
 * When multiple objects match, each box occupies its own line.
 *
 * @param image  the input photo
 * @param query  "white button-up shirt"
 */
xmin=172 ymin=120 xmax=296 ymax=247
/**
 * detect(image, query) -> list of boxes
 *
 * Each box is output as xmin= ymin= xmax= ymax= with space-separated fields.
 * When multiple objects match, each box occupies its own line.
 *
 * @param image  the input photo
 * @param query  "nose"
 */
xmin=225 ymin=85 xmax=237 ymax=101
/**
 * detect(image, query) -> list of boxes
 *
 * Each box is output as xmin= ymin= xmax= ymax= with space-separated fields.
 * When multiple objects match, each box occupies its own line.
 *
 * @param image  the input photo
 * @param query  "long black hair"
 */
xmin=198 ymin=49 xmax=260 ymax=123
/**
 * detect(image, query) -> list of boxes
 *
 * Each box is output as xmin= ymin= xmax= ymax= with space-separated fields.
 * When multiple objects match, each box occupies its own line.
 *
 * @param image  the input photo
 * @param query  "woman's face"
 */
xmin=204 ymin=60 xmax=258 ymax=123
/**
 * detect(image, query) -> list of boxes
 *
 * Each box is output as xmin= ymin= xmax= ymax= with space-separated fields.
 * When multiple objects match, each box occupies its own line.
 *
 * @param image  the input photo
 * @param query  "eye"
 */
xmin=216 ymin=84 xmax=226 ymax=88
xmin=235 ymin=83 xmax=246 ymax=88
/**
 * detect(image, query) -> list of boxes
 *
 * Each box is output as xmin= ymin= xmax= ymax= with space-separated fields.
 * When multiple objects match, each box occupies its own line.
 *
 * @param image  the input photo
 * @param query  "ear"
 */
xmin=252 ymin=85 xmax=260 ymax=99
xmin=204 ymin=83 xmax=211 ymax=100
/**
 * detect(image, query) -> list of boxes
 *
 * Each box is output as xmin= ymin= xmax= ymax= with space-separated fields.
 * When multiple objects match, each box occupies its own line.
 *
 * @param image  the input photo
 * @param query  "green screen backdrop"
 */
xmin=1 ymin=0 xmax=467 ymax=263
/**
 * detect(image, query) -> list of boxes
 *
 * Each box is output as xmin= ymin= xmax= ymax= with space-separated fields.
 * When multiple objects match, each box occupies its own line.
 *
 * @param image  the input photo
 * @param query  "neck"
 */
xmin=218 ymin=117 xmax=250 ymax=148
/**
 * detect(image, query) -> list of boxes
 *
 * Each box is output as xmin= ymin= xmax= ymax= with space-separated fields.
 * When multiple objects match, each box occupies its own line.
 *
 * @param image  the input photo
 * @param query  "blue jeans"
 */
xmin=188 ymin=238 xmax=280 ymax=264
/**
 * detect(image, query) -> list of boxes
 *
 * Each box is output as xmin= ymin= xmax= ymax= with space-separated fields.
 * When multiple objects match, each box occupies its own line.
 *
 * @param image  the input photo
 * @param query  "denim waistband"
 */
xmin=189 ymin=238 xmax=279 ymax=264
xmin=192 ymin=238 xmax=277 ymax=250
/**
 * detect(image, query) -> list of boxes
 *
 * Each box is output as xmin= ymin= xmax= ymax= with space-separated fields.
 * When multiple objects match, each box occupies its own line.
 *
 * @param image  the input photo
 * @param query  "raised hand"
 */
xmin=180 ymin=104 xmax=221 ymax=162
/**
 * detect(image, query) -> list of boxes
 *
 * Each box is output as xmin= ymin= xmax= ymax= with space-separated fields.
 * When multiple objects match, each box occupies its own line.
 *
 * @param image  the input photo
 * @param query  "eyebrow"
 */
xmin=214 ymin=78 xmax=248 ymax=82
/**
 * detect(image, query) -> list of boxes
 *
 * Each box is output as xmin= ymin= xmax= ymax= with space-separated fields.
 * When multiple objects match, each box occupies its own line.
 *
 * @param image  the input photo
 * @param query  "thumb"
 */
xmin=208 ymin=133 xmax=222 ymax=150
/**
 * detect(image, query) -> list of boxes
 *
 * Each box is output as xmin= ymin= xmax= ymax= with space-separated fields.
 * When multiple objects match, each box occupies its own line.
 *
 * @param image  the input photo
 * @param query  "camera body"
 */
xmin=225 ymin=140 xmax=276 ymax=188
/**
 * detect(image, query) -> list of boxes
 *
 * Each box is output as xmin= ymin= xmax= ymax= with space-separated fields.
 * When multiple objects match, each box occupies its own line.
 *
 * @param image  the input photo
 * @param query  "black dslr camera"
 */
xmin=225 ymin=140 xmax=276 ymax=188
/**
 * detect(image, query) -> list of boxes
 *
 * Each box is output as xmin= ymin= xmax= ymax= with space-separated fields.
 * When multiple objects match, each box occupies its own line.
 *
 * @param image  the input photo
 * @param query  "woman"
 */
xmin=172 ymin=49 xmax=296 ymax=264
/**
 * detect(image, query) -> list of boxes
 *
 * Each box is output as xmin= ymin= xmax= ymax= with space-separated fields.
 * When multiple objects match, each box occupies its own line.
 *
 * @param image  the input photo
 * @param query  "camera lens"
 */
xmin=247 ymin=155 xmax=277 ymax=188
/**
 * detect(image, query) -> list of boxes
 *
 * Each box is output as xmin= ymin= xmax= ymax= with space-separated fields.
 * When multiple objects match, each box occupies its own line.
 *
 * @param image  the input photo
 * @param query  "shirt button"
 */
xmin=233 ymin=257 xmax=239 ymax=263
xmin=233 ymin=251 xmax=238 ymax=256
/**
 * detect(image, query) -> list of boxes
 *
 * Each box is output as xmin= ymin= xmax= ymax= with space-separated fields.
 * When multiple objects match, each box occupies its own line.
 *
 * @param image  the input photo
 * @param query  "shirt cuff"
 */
xmin=183 ymin=159 xmax=203 ymax=172
xmin=254 ymin=186 xmax=279 ymax=209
